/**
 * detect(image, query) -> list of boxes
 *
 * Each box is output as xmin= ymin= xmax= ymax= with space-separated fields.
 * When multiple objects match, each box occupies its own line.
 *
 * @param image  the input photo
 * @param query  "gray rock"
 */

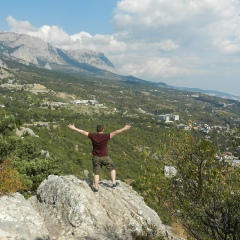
xmin=0 ymin=175 xmax=184 ymax=240
xmin=15 ymin=126 xmax=39 ymax=137
xmin=33 ymin=175 xmax=180 ymax=240
xmin=0 ymin=192 xmax=50 ymax=240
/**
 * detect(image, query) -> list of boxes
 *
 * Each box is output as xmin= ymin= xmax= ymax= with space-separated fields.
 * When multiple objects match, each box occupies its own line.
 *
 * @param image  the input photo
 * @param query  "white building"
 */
xmin=73 ymin=100 xmax=98 ymax=105
xmin=158 ymin=114 xmax=179 ymax=122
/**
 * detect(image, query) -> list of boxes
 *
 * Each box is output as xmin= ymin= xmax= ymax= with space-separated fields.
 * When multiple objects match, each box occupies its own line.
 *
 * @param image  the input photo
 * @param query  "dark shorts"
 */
xmin=92 ymin=156 xmax=115 ymax=175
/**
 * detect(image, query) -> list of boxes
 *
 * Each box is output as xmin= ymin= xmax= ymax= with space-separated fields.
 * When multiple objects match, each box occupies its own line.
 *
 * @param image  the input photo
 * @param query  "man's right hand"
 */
xmin=68 ymin=124 xmax=75 ymax=129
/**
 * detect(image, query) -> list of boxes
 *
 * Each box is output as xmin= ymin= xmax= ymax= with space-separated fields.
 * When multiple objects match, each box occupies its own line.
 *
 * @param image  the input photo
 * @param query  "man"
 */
xmin=68 ymin=123 xmax=131 ymax=192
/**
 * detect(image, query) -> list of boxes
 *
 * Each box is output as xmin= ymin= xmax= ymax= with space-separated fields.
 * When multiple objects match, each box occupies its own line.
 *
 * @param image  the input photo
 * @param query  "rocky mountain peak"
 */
xmin=0 ymin=32 xmax=116 ymax=73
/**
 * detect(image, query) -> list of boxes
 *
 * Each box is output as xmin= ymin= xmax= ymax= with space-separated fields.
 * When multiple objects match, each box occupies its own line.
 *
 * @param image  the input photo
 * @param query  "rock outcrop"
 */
xmin=0 ymin=193 xmax=50 ymax=240
xmin=0 ymin=175 xmax=183 ymax=240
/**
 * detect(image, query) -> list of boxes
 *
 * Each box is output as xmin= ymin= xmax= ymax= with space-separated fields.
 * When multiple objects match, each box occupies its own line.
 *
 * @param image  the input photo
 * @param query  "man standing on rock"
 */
xmin=68 ymin=123 xmax=131 ymax=192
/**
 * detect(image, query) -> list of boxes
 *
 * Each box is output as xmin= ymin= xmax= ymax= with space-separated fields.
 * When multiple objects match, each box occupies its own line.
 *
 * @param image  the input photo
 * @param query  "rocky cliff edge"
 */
xmin=0 ymin=175 xmax=184 ymax=240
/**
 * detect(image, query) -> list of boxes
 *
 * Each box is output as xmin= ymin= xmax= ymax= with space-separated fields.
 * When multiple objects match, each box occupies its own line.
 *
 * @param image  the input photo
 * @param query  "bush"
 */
xmin=0 ymin=159 xmax=26 ymax=195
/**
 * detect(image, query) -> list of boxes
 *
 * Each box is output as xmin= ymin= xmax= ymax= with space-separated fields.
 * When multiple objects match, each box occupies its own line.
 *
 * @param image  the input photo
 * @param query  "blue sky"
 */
xmin=1 ymin=0 xmax=240 ymax=96
xmin=0 ymin=0 xmax=118 ymax=35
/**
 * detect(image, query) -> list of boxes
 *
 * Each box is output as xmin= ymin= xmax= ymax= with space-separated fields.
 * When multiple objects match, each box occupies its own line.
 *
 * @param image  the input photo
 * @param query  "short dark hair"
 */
xmin=96 ymin=125 xmax=104 ymax=132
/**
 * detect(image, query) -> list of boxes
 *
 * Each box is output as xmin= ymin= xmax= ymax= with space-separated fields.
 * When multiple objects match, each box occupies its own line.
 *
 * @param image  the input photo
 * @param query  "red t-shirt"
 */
xmin=88 ymin=133 xmax=110 ymax=156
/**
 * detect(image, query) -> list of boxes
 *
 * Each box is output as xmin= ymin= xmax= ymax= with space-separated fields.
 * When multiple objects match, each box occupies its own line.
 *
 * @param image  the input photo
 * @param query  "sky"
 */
xmin=0 ymin=0 xmax=240 ymax=96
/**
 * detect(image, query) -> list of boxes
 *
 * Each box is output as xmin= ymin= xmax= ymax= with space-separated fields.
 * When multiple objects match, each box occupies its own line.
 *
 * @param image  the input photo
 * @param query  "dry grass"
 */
xmin=171 ymin=219 xmax=187 ymax=239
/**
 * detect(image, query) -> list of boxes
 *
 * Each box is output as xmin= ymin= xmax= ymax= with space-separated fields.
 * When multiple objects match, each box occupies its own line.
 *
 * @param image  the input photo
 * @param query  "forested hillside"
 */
xmin=1 ymin=58 xmax=240 ymax=239
xmin=1 ymin=58 xmax=240 ymax=189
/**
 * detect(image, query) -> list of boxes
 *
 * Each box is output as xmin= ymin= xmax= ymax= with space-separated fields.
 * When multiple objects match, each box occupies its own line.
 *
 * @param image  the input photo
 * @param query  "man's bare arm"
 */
xmin=110 ymin=124 xmax=131 ymax=138
xmin=68 ymin=124 xmax=89 ymax=136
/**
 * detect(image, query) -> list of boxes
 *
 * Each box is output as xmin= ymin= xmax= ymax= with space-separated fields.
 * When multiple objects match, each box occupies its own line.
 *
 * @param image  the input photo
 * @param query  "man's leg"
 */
xmin=92 ymin=157 xmax=101 ymax=191
xmin=110 ymin=169 xmax=116 ymax=184
xmin=94 ymin=174 xmax=100 ymax=189
xmin=110 ymin=169 xmax=119 ymax=187
xmin=104 ymin=157 xmax=118 ymax=187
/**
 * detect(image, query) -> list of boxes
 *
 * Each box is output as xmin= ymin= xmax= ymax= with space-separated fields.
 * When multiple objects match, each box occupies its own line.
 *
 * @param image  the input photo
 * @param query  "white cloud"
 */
xmin=39 ymin=25 xmax=71 ymax=45
xmin=157 ymin=39 xmax=179 ymax=51
xmin=70 ymin=31 xmax=92 ymax=42
xmin=7 ymin=16 xmax=36 ymax=32
xmin=118 ymin=57 xmax=188 ymax=79
xmin=6 ymin=16 xmax=127 ymax=53
xmin=113 ymin=0 xmax=240 ymax=54
xmin=111 ymin=0 xmax=240 ymax=87
xmin=6 ymin=16 xmax=73 ymax=47
xmin=117 ymin=54 xmax=209 ymax=81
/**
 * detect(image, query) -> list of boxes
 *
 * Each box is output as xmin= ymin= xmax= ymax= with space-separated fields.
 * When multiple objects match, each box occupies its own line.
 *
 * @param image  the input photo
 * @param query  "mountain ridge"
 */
xmin=165 ymin=85 xmax=240 ymax=101
xmin=0 ymin=31 xmax=239 ymax=100
xmin=0 ymin=31 xmax=116 ymax=73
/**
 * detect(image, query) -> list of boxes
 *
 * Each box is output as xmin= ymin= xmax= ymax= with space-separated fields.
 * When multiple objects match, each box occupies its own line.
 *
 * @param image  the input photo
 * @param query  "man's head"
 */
xmin=96 ymin=125 xmax=104 ymax=133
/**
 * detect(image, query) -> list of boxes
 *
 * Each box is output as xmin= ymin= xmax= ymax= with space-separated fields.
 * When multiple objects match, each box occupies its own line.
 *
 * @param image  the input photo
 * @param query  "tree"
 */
xmin=140 ymin=130 xmax=240 ymax=240
xmin=0 ymin=115 xmax=16 ymax=135
xmin=224 ymin=128 xmax=240 ymax=157
xmin=0 ymin=116 xmax=62 ymax=193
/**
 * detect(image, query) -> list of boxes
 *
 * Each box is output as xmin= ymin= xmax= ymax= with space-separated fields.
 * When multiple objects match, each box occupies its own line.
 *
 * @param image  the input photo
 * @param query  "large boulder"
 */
xmin=0 ymin=192 xmax=50 ymax=240
xmin=0 ymin=175 xmax=184 ymax=240
xmin=33 ymin=175 xmax=171 ymax=239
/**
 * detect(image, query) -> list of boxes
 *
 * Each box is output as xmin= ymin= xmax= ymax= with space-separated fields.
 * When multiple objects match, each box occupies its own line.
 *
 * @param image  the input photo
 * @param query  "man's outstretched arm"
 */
xmin=110 ymin=124 xmax=131 ymax=138
xmin=68 ymin=124 xmax=89 ymax=136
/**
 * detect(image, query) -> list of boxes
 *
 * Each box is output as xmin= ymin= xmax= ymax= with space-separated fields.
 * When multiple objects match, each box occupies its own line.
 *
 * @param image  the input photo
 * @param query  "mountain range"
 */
xmin=0 ymin=31 xmax=239 ymax=101
xmin=0 ymin=32 xmax=116 ymax=74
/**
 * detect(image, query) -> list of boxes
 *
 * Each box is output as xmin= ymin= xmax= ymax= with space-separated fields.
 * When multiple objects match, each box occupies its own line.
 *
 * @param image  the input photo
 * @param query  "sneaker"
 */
xmin=112 ymin=182 xmax=119 ymax=188
xmin=91 ymin=186 xmax=99 ymax=193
